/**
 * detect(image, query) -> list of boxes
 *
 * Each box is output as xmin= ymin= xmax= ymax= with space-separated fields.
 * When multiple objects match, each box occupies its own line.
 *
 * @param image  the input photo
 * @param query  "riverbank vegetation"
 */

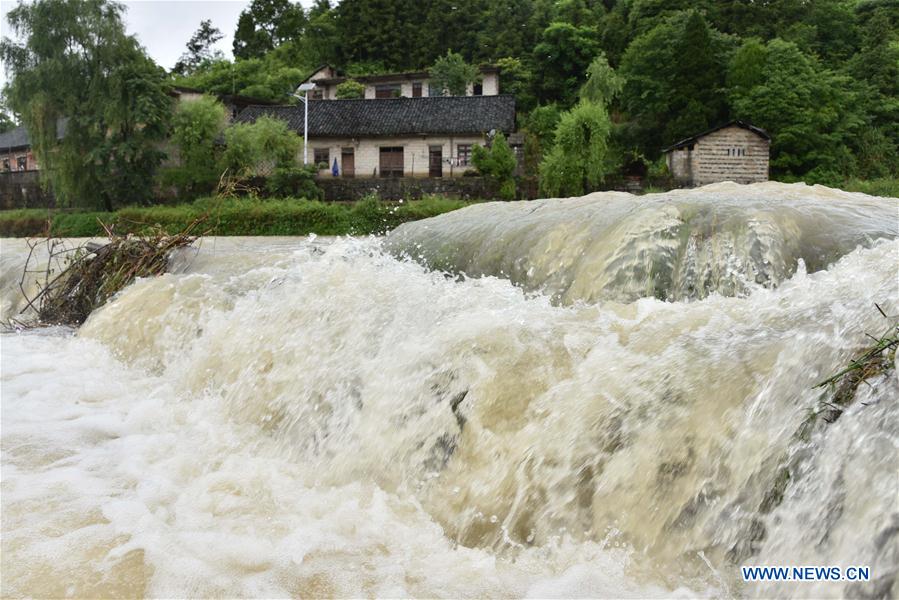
xmin=0 ymin=195 xmax=470 ymax=238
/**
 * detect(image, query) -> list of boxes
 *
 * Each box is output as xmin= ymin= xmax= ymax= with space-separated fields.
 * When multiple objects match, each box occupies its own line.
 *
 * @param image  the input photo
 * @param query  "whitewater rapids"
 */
xmin=1 ymin=182 xmax=897 ymax=598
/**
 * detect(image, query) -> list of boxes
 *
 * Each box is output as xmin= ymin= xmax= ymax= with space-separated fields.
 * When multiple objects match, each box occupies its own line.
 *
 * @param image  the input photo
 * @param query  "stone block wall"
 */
xmin=317 ymin=176 xmax=496 ymax=201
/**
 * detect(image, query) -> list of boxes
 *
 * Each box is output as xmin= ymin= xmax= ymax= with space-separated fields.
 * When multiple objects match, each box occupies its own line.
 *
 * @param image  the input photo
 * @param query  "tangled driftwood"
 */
xmin=9 ymin=218 xmax=204 ymax=328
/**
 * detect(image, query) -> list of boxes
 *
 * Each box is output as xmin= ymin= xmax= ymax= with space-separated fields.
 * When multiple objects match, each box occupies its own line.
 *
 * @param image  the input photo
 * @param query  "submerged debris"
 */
xmin=814 ymin=303 xmax=898 ymax=422
xmin=8 ymin=219 xmax=204 ymax=328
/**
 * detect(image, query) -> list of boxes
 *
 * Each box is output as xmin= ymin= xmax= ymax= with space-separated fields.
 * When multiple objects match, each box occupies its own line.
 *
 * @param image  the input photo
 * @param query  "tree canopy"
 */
xmin=1 ymin=0 xmax=171 ymax=209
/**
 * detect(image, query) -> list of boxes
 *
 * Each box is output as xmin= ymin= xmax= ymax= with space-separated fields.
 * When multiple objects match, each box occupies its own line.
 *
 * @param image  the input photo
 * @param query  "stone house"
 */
xmin=235 ymin=95 xmax=516 ymax=178
xmin=663 ymin=120 xmax=770 ymax=186
xmin=301 ymin=64 xmax=500 ymax=100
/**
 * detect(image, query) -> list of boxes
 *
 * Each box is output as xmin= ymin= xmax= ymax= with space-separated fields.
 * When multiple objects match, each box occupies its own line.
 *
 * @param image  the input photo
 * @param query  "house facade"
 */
xmin=0 ymin=119 xmax=68 ymax=173
xmin=235 ymin=95 xmax=516 ymax=179
xmin=301 ymin=65 xmax=500 ymax=100
xmin=664 ymin=121 xmax=770 ymax=186
xmin=0 ymin=130 xmax=37 ymax=173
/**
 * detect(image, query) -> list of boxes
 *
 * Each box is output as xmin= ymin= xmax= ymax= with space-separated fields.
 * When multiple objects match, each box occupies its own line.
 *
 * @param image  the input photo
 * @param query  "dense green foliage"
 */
xmin=472 ymin=133 xmax=518 ymax=200
xmin=221 ymin=115 xmax=300 ymax=177
xmin=429 ymin=51 xmax=481 ymax=96
xmin=0 ymin=196 xmax=472 ymax=237
xmin=1 ymin=0 xmax=172 ymax=210
xmin=164 ymin=96 xmax=228 ymax=198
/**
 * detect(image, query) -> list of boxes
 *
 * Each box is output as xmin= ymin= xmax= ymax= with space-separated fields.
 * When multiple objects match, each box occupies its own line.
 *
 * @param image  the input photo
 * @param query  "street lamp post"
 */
xmin=293 ymin=83 xmax=317 ymax=165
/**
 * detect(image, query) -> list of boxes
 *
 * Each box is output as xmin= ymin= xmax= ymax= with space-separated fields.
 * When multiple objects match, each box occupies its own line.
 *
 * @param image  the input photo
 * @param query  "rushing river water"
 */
xmin=1 ymin=182 xmax=897 ymax=599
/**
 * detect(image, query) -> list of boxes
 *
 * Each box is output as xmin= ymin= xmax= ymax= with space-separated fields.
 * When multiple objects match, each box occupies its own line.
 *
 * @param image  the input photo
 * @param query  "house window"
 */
xmin=412 ymin=82 xmax=423 ymax=98
xmin=17 ymin=155 xmax=26 ymax=171
xmin=473 ymin=83 xmax=483 ymax=96
xmin=312 ymin=89 xmax=324 ymax=100
xmin=375 ymin=84 xmax=401 ymax=99
xmin=313 ymin=148 xmax=329 ymax=168
xmin=727 ymin=147 xmax=746 ymax=157
xmin=456 ymin=144 xmax=472 ymax=166
xmin=379 ymin=147 xmax=404 ymax=177
xmin=2 ymin=158 xmax=9 ymax=172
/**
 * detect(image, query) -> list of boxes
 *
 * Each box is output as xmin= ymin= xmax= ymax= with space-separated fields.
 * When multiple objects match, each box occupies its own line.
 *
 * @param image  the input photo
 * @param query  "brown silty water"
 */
xmin=1 ymin=182 xmax=897 ymax=598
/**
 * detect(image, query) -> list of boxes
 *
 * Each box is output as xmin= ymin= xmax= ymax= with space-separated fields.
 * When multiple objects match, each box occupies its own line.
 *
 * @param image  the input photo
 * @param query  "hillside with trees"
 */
xmin=172 ymin=0 xmax=898 ymax=191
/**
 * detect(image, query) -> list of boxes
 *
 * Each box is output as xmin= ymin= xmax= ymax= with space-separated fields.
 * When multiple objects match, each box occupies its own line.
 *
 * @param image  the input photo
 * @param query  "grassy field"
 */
xmin=0 ymin=195 xmax=472 ymax=238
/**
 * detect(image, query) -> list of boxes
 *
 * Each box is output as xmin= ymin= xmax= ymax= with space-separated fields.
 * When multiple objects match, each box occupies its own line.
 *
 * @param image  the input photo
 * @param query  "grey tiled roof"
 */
xmin=663 ymin=120 xmax=770 ymax=152
xmin=234 ymin=95 xmax=516 ymax=138
xmin=0 ymin=118 xmax=68 ymax=151
xmin=0 ymin=125 xmax=31 ymax=150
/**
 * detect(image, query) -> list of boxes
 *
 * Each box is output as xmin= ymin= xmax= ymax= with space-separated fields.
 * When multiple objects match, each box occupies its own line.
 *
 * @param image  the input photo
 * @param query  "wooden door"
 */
xmin=429 ymin=146 xmax=443 ymax=177
xmin=341 ymin=147 xmax=355 ymax=178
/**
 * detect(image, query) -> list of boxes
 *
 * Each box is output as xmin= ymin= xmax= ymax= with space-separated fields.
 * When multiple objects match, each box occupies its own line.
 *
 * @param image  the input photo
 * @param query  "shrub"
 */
xmin=472 ymin=132 xmax=517 ymax=200
xmin=335 ymin=80 xmax=365 ymax=99
xmin=267 ymin=165 xmax=323 ymax=200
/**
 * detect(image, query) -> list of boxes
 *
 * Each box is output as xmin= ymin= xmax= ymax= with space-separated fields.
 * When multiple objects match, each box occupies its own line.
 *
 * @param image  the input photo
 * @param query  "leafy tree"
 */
xmin=1 ymin=0 xmax=172 ymax=210
xmin=579 ymin=52 xmax=624 ymax=104
xmin=233 ymin=0 xmax=306 ymax=60
xmin=429 ymin=51 xmax=480 ymax=96
xmin=335 ymin=80 xmax=366 ymax=99
xmin=495 ymin=56 xmax=536 ymax=112
xmin=175 ymin=58 xmax=304 ymax=102
xmin=524 ymin=104 xmax=562 ymax=154
xmin=173 ymin=20 xmax=224 ymax=76
xmin=0 ymin=96 xmax=15 ymax=133
xmin=539 ymin=101 xmax=612 ymax=197
xmin=472 ymin=132 xmax=518 ymax=200
xmin=619 ymin=11 xmax=730 ymax=157
xmin=221 ymin=115 xmax=300 ymax=177
xmin=164 ymin=95 xmax=227 ymax=198
xmin=728 ymin=39 xmax=864 ymax=178
xmin=532 ymin=22 xmax=600 ymax=106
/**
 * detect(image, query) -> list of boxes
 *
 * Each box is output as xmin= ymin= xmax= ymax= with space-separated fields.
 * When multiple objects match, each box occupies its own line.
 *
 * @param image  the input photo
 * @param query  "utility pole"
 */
xmin=293 ymin=83 xmax=317 ymax=165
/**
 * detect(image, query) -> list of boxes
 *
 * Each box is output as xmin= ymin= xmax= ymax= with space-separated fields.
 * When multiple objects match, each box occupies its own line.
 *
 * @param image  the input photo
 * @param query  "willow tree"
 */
xmin=538 ymin=101 xmax=612 ymax=197
xmin=1 ymin=0 xmax=172 ymax=210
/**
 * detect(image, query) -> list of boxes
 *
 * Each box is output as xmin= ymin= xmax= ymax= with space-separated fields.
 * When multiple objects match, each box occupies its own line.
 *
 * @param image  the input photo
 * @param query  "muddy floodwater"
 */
xmin=1 ymin=182 xmax=897 ymax=598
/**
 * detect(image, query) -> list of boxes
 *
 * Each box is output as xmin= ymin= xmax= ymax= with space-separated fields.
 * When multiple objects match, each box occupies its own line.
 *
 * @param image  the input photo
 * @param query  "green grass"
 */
xmin=840 ymin=178 xmax=899 ymax=198
xmin=0 ymin=195 xmax=474 ymax=238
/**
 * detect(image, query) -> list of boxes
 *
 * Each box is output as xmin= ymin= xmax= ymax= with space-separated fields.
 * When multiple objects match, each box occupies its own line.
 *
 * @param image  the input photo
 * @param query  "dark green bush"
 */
xmin=266 ymin=166 xmax=324 ymax=200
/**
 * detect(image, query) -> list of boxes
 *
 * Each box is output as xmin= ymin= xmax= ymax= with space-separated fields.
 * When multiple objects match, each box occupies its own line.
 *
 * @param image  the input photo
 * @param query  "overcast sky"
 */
xmin=0 ymin=0 xmax=316 ymax=90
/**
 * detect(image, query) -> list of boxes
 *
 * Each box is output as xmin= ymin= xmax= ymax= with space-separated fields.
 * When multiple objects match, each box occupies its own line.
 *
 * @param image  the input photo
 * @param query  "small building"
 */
xmin=301 ymin=64 xmax=500 ymax=100
xmin=235 ymin=95 xmax=517 ymax=179
xmin=663 ymin=120 xmax=770 ymax=186
xmin=0 ymin=118 xmax=67 ymax=173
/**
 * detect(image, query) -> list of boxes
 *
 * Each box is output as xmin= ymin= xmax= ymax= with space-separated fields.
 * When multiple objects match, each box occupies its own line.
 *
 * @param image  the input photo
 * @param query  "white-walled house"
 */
xmin=235 ymin=95 xmax=516 ymax=178
xmin=301 ymin=65 xmax=501 ymax=100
